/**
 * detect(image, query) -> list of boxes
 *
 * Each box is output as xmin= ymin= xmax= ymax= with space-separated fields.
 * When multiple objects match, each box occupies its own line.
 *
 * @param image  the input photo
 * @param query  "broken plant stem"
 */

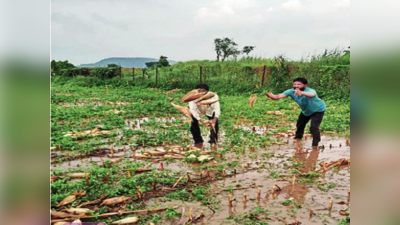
xmin=178 ymin=207 xmax=186 ymax=224
xmin=193 ymin=211 xmax=205 ymax=222
xmin=228 ymin=194 xmax=233 ymax=207
xmin=78 ymin=206 xmax=179 ymax=219
xmin=347 ymin=188 xmax=350 ymax=202
xmin=207 ymin=205 xmax=215 ymax=214
xmin=136 ymin=186 xmax=143 ymax=199
xmin=172 ymin=176 xmax=183 ymax=188
xmin=188 ymin=208 xmax=193 ymax=222
xmin=265 ymin=192 xmax=270 ymax=200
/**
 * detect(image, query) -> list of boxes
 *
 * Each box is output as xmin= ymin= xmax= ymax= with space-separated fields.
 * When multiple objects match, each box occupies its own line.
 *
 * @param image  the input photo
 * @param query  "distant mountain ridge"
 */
xmin=78 ymin=57 xmax=178 ymax=68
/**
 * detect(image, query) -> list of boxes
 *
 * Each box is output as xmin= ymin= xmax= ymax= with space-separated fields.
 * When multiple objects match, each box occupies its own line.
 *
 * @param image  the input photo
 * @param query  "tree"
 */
xmin=158 ymin=55 xmax=170 ymax=67
xmin=51 ymin=60 xmax=75 ymax=75
xmin=214 ymin=37 xmax=240 ymax=61
xmin=242 ymin=46 xmax=255 ymax=56
xmin=214 ymin=38 xmax=223 ymax=61
xmin=145 ymin=62 xmax=158 ymax=68
xmin=107 ymin=63 xmax=119 ymax=68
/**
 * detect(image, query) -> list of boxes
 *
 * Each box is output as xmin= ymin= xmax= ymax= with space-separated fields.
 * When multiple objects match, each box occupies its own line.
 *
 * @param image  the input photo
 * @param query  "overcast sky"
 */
xmin=51 ymin=0 xmax=350 ymax=65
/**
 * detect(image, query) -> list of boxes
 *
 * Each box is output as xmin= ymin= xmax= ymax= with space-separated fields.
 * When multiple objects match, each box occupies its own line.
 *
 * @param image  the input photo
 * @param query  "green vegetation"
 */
xmin=338 ymin=216 xmax=350 ymax=225
xmin=52 ymin=48 xmax=350 ymax=100
xmin=269 ymin=170 xmax=282 ymax=179
xmin=164 ymin=186 xmax=208 ymax=202
xmin=226 ymin=207 xmax=270 ymax=225
xmin=318 ymin=182 xmax=338 ymax=192
xmin=282 ymin=199 xmax=293 ymax=206
xmin=165 ymin=207 xmax=181 ymax=219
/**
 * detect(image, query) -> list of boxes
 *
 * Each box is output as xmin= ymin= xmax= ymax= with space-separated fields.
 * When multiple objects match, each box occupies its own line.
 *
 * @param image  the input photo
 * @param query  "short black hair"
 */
xmin=196 ymin=84 xmax=209 ymax=91
xmin=293 ymin=77 xmax=308 ymax=85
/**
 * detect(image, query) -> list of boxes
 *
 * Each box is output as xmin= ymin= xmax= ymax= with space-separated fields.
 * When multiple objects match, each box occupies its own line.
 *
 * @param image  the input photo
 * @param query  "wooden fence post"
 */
xmin=156 ymin=66 xmax=159 ymax=86
xmin=199 ymin=66 xmax=203 ymax=83
xmin=261 ymin=65 xmax=267 ymax=86
xmin=132 ymin=67 xmax=135 ymax=80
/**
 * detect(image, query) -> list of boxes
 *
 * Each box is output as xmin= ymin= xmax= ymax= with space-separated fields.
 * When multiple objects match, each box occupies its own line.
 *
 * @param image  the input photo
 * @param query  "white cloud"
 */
xmin=51 ymin=0 xmax=350 ymax=65
xmin=194 ymin=0 xmax=264 ymax=27
xmin=281 ymin=0 xmax=306 ymax=12
xmin=335 ymin=0 xmax=350 ymax=7
xmin=218 ymin=0 xmax=257 ymax=7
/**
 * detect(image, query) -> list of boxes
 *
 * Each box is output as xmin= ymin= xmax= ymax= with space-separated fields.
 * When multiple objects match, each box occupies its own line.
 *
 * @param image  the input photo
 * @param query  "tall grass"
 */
xmin=53 ymin=48 xmax=350 ymax=101
xmin=300 ymin=47 xmax=350 ymax=66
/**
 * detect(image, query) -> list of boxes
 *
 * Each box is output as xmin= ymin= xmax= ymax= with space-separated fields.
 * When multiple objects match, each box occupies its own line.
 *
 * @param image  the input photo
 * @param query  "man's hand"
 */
xmin=212 ymin=117 xmax=218 ymax=125
xmin=210 ymin=118 xmax=217 ymax=132
xmin=294 ymin=88 xmax=303 ymax=96
xmin=200 ymin=120 xmax=211 ymax=127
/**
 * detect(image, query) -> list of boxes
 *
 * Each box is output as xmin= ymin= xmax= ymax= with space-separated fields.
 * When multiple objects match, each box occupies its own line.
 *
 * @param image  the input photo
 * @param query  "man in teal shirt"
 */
xmin=266 ymin=78 xmax=326 ymax=147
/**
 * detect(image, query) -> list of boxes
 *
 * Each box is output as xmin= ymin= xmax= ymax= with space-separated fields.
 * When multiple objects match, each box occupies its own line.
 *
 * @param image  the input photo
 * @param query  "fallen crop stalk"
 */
xmin=51 ymin=218 xmax=73 ymax=223
xmin=207 ymin=205 xmax=216 ymax=214
xmin=192 ymin=211 xmax=205 ymax=223
xmin=76 ymin=195 xmax=108 ymax=208
xmin=76 ymin=206 xmax=179 ymax=219
xmin=121 ymin=168 xmax=152 ymax=173
xmin=172 ymin=176 xmax=183 ymax=188
xmin=177 ymin=207 xmax=186 ymax=225
xmin=316 ymin=158 xmax=350 ymax=172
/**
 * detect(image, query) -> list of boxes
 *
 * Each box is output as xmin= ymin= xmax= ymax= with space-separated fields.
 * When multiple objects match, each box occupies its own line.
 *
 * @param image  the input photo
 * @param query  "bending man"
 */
xmin=189 ymin=84 xmax=220 ymax=149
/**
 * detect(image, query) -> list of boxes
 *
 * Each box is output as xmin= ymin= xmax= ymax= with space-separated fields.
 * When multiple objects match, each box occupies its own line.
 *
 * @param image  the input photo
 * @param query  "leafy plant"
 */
xmin=165 ymin=207 xmax=181 ymax=219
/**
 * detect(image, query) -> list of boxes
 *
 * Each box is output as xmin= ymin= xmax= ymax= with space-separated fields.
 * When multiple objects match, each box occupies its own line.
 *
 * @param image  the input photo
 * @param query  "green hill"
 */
xmin=79 ymin=57 xmax=178 ymax=68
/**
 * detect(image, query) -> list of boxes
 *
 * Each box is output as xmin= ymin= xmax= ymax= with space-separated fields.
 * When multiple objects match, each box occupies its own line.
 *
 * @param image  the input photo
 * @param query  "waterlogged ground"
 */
xmin=144 ymin=136 xmax=350 ymax=225
xmin=51 ymin=134 xmax=349 ymax=225
xmin=51 ymin=83 xmax=350 ymax=225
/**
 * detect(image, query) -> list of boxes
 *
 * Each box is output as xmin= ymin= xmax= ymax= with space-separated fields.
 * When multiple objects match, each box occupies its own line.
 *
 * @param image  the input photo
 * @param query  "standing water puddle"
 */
xmin=144 ymin=135 xmax=350 ymax=224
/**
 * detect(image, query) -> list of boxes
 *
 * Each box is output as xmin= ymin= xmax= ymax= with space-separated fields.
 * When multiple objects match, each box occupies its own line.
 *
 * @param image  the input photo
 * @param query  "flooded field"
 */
xmin=51 ymin=134 xmax=349 ymax=225
xmin=51 ymin=85 xmax=350 ymax=225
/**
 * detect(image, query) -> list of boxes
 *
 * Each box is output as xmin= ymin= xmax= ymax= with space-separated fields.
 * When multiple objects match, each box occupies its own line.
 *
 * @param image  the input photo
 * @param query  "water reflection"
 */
xmin=280 ymin=143 xmax=321 ymax=201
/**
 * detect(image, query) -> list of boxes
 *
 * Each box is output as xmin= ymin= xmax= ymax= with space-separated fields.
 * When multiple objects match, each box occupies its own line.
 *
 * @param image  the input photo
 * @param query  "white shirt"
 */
xmin=189 ymin=94 xmax=221 ymax=120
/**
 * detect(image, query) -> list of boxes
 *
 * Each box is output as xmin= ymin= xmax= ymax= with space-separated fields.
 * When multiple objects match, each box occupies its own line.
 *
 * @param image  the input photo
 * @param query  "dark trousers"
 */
xmin=295 ymin=111 xmax=325 ymax=146
xmin=190 ymin=113 xmax=219 ymax=144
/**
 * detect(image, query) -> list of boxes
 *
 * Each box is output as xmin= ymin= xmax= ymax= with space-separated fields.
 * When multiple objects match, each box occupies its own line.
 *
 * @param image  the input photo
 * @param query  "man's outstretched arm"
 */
xmin=294 ymin=88 xmax=316 ymax=98
xmin=265 ymin=92 xmax=287 ymax=100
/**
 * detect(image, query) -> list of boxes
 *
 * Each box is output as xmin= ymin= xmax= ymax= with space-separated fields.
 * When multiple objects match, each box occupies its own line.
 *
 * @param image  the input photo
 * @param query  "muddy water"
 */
xmin=144 ymin=136 xmax=350 ymax=225
xmin=51 ymin=145 xmax=194 ymax=173
xmin=51 ymin=134 xmax=349 ymax=224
